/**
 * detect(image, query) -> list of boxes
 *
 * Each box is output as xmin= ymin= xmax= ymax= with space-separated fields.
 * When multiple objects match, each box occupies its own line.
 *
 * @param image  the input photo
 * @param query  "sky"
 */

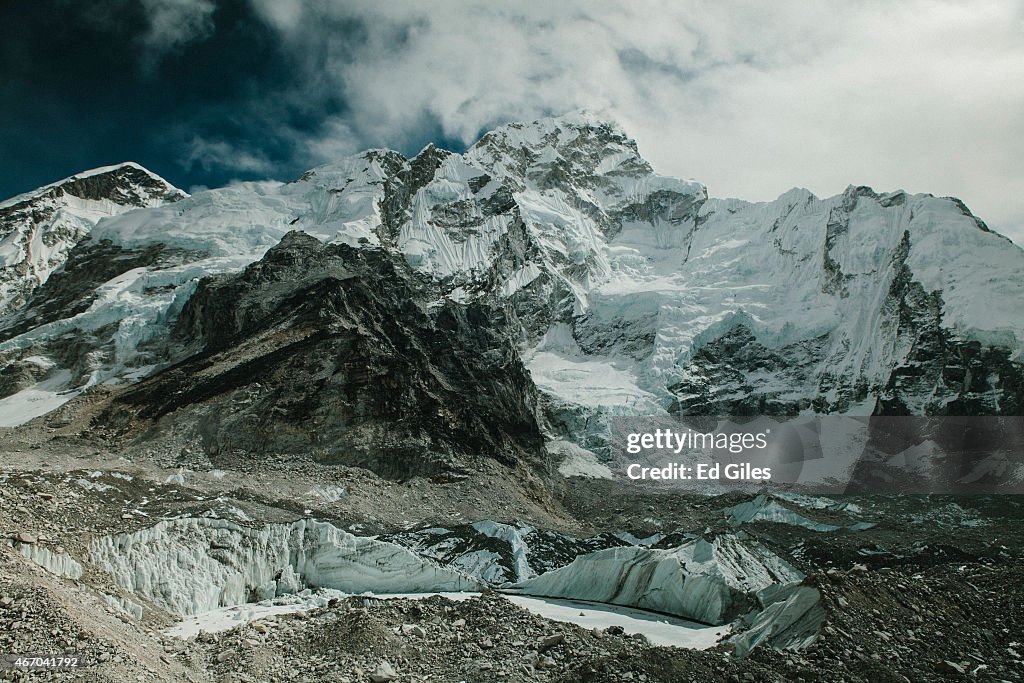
xmin=2 ymin=0 xmax=1022 ymax=243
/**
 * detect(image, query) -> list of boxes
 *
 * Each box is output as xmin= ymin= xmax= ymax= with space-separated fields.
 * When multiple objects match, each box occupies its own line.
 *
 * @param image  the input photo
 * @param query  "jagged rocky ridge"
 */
xmin=1 ymin=112 xmax=1022 ymax=469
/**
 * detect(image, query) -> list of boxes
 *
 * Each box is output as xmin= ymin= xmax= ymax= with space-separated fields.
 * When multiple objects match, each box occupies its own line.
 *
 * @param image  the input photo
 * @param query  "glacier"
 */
xmin=507 ymin=534 xmax=805 ymax=626
xmin=83 ymin=515 xmax=809 ymax=651
xmin=88 ymin=517 xmax=482 ymax=616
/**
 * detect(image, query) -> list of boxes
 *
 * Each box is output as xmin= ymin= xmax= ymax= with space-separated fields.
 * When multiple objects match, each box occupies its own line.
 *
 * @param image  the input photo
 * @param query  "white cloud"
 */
xmin=301 ymin=117 xmax=359 ymax=165
xmin=139 ymin=0 xmax=217 ymax=61
xmin=183 ymin=136 xmax=274 ymax=175
xmin=181 ymin=117 xmax=358 ymax=176
xmin=239 ymin=0 xmax=1022 ymax=243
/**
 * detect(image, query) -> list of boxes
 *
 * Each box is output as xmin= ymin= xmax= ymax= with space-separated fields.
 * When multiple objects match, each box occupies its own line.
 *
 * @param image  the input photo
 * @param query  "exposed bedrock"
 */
xmin=99 ymin=232 xmax=546 ymax=480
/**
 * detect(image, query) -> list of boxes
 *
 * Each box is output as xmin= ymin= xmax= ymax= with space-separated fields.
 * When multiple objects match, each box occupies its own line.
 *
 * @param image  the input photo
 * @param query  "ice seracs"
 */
xmin=88 ymin=517 xmax=482 ymax=616
xmin=85 ymin=515 xmax=815 ymax=652
xmin=16 ymin=542 xmax=84 ymax=579
xmin=508 ymin=534 xmax=805 ymax=626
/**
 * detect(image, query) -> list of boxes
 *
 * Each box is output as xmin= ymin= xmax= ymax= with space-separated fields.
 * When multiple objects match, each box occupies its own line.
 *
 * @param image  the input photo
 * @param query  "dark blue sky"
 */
xmin=0 ymin=0 xmax=467 ymax=198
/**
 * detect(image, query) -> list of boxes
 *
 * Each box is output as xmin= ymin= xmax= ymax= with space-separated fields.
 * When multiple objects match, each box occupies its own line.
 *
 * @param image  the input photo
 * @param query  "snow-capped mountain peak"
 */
xmin=0 ymin=162 xmax=186 ymax=313
xmin=0 ymin=162 xmax=185 ymax=212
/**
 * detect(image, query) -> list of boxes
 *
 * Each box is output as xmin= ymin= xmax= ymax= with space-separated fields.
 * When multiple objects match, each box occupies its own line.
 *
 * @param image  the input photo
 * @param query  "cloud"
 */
xmin=138 ymin=0 xmax=217 ymax=68
xmin=213 ymin=0 xmax=1023 ymax=242
xmin=183 ymin=136 xmax=274 ymax=175
xmin=180 ymin=116 xmax=359 ymax=177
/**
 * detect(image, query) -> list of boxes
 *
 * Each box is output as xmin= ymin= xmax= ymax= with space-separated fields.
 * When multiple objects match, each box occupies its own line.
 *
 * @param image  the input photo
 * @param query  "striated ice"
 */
xmin=88 ymin=517 xmax=482 ymax=616
xmin=508 ymin=534 xmax=803 ymax=625
xmin=16 ymin=543 xmax=84 ymax=579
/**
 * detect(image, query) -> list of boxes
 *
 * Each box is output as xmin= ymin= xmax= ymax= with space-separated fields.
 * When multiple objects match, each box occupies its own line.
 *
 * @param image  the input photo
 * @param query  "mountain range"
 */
xmin=1 ymin=112 xmax=1021 ymax=478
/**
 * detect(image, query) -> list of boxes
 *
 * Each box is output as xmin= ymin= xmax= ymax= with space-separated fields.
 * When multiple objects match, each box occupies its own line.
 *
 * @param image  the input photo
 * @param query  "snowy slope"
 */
xmin=0 ymin=162 xmax=185 ymax=314
xmin=1 ymin=113 xmax=1022 ymax=450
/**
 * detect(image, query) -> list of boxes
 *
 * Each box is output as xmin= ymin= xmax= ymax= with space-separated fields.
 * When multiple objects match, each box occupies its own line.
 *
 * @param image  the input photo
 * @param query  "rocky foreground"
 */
xmin=1 ymin=420 xmax=1023 ymax=683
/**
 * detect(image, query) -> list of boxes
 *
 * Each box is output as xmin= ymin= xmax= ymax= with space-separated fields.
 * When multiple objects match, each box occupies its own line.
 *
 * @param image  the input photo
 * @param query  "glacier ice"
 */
xmin=508 ymin=534 xmax=804 ymax=626
xmin=102 ymin=593 xmax=145 ymax=621
xmin=88 ymin=517 xmax=482 ymax=616
xmin=722 ymin=494 xmax=874 ymax=532
xmin=548 ymin=440 xmax=614 ymax=479
xmin=727 ymin=586 xmax=824 ymax=657
xmin=2 ymin=113 xmax=1022 ymax=440
xmin=15 ymin=542 xmax=84 ymax=579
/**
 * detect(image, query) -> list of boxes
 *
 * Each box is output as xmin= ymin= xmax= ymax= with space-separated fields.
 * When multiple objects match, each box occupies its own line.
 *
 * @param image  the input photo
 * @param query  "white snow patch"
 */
xmin=0 ymin=371 xmax=80 ymax=427
xmin=76 ymin=478 xmax=114 ymax=493
xmin=527 ymin=350 xmax=661 ymax=412
xmin=548 ymin=440 xmax=613 ymax=479
xmin=165 ymin=591 xmax=476 ymax=639
xmin=309 ymin=485 xmax=347 ymax=503
xmin=165 ymin=589 xmax=345 ymax=638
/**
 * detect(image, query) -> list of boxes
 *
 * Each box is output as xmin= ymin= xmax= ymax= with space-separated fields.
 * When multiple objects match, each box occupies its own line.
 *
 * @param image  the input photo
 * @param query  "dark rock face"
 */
xmin=102 ymin=232 xmax=545 ymax=479
xmin=667 ymin=326 xmax=828 ymax=416
xmin=573 ymin=311 xmax=659 ymax=362
xmin=877 ymin=232 xmax=1023 ymax=415
xmin=57 ymin=164 xmax=184 ymax=207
